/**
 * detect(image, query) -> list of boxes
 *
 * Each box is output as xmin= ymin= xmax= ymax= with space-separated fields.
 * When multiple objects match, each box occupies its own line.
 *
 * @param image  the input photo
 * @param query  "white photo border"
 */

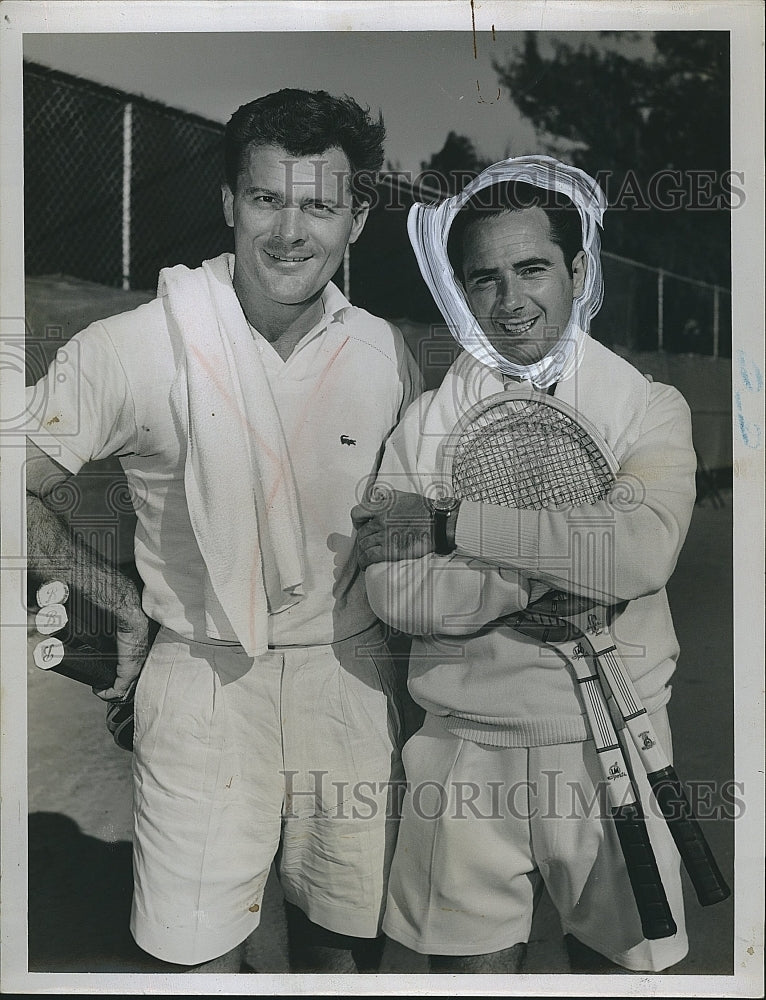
xmin=1 ymin=2 xmax=763 ymax=996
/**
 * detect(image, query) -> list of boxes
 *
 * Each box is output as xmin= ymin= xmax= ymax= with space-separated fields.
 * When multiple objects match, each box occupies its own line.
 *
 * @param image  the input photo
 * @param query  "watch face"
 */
xmin=433 ymin=496 xmax=460 ymax=513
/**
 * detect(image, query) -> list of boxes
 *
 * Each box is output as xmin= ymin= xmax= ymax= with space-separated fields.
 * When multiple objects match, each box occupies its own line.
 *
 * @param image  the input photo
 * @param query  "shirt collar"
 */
xmin=240 ymin=275 xmax=352 ymax=357
xmin=320 ymin=280 xmax=353 ymax=325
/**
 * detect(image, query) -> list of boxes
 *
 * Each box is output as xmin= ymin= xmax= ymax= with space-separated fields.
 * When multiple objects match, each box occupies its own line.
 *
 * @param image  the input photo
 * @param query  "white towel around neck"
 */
xmin=160 ymin=253 xmax=304 ymax=657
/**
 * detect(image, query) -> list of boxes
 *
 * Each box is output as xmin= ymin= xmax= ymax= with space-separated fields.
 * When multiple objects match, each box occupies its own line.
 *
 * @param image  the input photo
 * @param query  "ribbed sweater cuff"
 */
xmin=455 ymin=501 xmax=540 ymax=570
xmin=443 ymin=714 xmax=589 ymax=747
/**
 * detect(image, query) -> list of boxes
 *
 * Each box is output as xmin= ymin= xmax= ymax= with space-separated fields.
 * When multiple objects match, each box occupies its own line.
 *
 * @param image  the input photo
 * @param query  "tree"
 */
xmin=419 ymin=131 xmax=490 ymax=195
xmin=494 ymin=32 xmax=731 ymax=288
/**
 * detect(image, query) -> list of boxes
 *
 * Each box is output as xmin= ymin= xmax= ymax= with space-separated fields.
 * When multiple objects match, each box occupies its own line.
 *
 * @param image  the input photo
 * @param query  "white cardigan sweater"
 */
xmin=365 ymin=339 xmax=697 ymax=746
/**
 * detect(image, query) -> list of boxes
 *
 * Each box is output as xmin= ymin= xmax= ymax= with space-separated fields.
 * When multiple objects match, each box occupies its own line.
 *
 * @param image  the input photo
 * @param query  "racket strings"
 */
xmin=452 ymin=403 xmax=614 ymax=509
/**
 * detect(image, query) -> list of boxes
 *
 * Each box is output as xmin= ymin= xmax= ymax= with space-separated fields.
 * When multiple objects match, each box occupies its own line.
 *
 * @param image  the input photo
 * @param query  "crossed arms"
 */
xmin=352 ymin=382 xmax=697 ymax=637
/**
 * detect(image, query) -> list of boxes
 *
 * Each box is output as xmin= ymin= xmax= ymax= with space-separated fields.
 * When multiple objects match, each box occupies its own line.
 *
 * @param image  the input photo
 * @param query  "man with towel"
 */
xmin=25 ymin=89 xmax=422 ymax=973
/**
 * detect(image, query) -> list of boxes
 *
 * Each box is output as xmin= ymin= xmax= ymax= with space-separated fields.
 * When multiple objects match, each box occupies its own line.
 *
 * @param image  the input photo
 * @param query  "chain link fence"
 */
xmin=24 ymin=64 xmax=126 ymax=287
xmin=597 ymin=252 xmax=732 ymax=359
xmin=24 ymin=61 xmax=730 ymax=358
xmin=24 ymin=62 xmax=232 ymax=292
xmin=129 ymin=99 xmax=231 ymax=290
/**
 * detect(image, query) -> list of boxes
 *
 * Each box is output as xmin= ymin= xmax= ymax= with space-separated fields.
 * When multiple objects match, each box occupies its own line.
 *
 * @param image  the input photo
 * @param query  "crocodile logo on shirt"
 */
xmin=340 ymin=435 xmax=356 ymax=446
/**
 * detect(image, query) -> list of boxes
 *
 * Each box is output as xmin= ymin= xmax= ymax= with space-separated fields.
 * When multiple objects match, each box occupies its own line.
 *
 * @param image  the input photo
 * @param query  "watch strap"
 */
xmin=433 ymin=501 xmax=460 ymax=555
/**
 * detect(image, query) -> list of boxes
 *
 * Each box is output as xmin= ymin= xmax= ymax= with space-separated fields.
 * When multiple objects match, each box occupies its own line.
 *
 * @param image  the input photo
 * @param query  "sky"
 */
xmin=23 ymin=29 xmax=653 ymax=177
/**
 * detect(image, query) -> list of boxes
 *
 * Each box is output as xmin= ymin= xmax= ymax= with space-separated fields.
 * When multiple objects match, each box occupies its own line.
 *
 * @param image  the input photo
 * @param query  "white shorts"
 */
xmin=130 ymin=624 xmax=403 ymax=965
xmin=383 ymin=711 xmax=688 ymax=972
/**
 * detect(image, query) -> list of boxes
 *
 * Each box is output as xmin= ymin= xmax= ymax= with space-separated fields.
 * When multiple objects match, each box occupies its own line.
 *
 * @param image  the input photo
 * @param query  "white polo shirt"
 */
xmin=26 ymin=270 xmax=422 ymax=647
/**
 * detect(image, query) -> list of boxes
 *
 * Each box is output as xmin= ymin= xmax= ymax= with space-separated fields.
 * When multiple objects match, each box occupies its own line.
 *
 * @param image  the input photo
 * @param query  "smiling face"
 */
xmin=222 ymin=143 xmax=368 ymax=334
xmin=459 ymin=207 xmax=586 ymax=367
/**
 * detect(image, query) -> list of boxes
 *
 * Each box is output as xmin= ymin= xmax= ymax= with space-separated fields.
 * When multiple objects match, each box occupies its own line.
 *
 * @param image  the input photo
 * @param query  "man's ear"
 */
xmin=572 ymin=250 xmax=587 ymax=298
xmin=222 ymin=184 xmax=235 ymax=228
xmin=348 ymin=202 xmax=370 ymax=245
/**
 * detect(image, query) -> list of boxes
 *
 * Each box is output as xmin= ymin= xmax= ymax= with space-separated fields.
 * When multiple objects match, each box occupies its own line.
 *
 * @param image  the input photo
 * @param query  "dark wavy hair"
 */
xmin=224 ymin=89 xmax=385 ymax=206
xmin=446 ymin=180 xmax=583 ymax=278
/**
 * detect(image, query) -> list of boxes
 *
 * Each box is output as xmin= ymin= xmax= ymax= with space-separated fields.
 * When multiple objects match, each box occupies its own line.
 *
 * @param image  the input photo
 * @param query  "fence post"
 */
xmin=713 ymin=285 xmax=720 ymax=360
xmin=657 ymin=268 xmax=664 ymax=351
xmin=122 ymin=101 xmax=133 ymax=290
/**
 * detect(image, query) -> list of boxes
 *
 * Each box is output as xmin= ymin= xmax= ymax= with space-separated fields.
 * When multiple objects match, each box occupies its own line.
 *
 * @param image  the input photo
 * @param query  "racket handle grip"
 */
xmin=37 ymin=639 xmax=118 ymax=690
xmin=612 ymin=801 xmax=678 ymax=939
xmin=52 ymin=656 xmax=117 ymax=690
xmin=648 ymin=766 xmax=731 ymax=907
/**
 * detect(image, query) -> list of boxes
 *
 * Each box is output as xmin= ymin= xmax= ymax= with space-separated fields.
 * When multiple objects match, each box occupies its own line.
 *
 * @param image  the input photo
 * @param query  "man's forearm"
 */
xmin=27 ymin=491 xmax=149 ymax=699
xmin=27 ymin=491 xmax=143 ymax=625
xmin=365 ymin=554 xmax=531 ymax=636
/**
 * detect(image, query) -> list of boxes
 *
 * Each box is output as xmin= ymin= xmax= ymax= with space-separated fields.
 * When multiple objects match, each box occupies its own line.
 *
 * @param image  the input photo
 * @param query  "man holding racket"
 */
xmin=352 ymin=156 xmax=698 ymax=973
xmin=25 ymin=89 xmax=421 ymax=973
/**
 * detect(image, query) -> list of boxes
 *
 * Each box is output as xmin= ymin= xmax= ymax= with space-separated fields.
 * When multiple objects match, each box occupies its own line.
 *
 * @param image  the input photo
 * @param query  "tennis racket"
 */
xmin=510 ymin=591 xmax=730 ymax=907
xmin=441 ymin=384 xmax=723 ymax=935
xmin=32 ymin=580 xmax=118 ymax=689
xmin=530 ymin=624 xmax=678 ymax=938
xmin=32 ymin=579 xmax=134 ymax=750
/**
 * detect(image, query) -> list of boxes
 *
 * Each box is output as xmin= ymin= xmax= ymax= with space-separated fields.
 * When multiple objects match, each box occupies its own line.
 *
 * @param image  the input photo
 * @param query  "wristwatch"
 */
xmin=431 ymin=495 xmax=461 ymax=555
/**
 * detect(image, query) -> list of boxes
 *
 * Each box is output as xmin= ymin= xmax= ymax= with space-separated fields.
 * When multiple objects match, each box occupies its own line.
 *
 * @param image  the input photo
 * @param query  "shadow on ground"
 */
xmin=28 ymin=812 xmax=140 ymax=973
xmin=27 ymin=811 xmax=290 ymax=975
